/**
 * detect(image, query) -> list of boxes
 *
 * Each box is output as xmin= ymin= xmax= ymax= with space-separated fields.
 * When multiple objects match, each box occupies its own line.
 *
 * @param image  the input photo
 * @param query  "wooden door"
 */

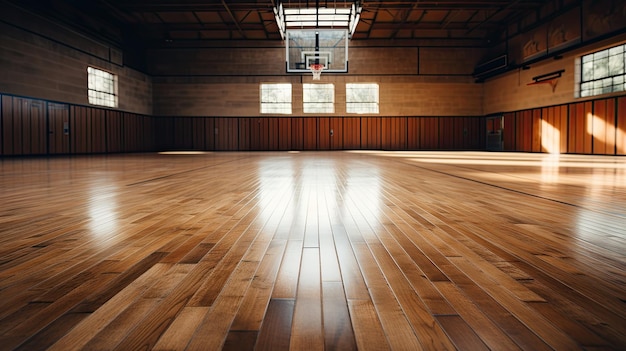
xmin=318 ymin=117 xmax=331 ymax=150
xmin=486 ymin=116 xmax=503 ymax=151
xmin=47 ymin=102 xmax=70 ymax=154
xmin=330 ymin=118 xmax=344 ymax=150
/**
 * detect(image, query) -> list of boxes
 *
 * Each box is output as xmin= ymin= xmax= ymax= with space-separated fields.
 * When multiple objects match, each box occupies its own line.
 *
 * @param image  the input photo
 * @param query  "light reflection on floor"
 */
xmin=358 ymin=150 xmax=626 ymax=243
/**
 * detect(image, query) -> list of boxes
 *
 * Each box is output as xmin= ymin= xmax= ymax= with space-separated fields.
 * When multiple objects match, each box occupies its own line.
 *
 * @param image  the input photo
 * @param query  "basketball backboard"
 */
xmin=286 ymin=29 xmax=348 ymax=73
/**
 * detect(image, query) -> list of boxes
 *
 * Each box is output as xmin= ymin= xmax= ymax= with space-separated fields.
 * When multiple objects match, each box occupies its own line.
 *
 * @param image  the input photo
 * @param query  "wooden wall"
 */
xmin=0 ymin=94 xmax=155 ymax=156
xmin=3 ymin=91 xmax=624 ymax=156
xmin=502 ymin=95 xmax=626 ymax=155
xmin=154 ymin=116 xmax=485 ymax=151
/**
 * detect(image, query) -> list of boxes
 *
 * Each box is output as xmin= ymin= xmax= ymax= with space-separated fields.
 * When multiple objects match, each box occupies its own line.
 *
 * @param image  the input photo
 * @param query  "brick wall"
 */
xmin=150 ymin=45 xmax=484 ymax=117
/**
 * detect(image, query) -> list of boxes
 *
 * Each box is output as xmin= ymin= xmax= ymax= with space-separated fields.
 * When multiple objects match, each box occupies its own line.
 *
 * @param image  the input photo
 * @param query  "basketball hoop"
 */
xmin=310 ymin=63 xmax=324 ymax=80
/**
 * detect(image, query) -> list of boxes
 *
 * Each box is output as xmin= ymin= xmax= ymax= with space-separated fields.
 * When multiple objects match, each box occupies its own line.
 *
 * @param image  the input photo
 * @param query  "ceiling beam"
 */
xmin=221 ymin=0 xmax=247 ymax=39
xmin=390 ymin=1 xmax=421 ymax=39
xmin=466 ymin=0 xmax=523 ymax=34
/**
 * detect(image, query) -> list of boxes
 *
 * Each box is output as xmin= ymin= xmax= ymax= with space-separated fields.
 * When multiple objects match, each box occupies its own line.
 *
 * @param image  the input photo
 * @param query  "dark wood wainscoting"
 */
xmin=502 ymin=95 xmax=626 ymax=155
xmin=153 ymin=116 xmax=486 ymax=152
xmin=0 ymin=94 xmax=155 ymax=156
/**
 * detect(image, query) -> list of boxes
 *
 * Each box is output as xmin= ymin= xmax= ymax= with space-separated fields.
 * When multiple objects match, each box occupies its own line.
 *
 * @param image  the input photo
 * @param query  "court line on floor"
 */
xmin=126 ymin=155 xmax=253 ymax=186
xmin=393 ymin=158 xmax=626 ymax=221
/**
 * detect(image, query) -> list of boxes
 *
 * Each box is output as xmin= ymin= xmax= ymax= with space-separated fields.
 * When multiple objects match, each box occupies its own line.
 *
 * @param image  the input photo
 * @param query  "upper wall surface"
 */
xmin=148 ymin=45 xmax=485 ymax=117
xmin=0 ymin=2 xmax=153 ymax=115
xmin=484 ymin=33 xmax=626 ymax=115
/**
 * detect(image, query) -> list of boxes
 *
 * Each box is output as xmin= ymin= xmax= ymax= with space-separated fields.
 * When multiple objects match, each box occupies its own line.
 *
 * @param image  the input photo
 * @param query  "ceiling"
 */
xmin=13 ymin=0 xmax=559 ymax=46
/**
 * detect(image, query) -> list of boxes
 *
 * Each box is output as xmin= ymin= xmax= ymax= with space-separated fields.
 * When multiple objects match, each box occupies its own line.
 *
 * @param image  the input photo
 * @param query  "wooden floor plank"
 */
xmin=434 ymin=281 xmax=522 ymax=351
xmin=46 ymin=262 xmax=172 ymax=351
xmin=152 ymin=307 xmax=210 ymax=351
xmin=351 ymin=242 xmax=425 ymax=350
xmin=322 ymin=281 xmax=357 ymax=351
xmin=229 ymin=239 xmax=287 ymax=331
xmin=0 ymin=151 xmax=624 ymax=351
xmin=289 ymin=248 xmax=324 ymax=350
xmin=448 ymin=255 xmax=581 ymax=350
xmin=272 ymin=240 xmax=304 ymax=299
xmin=436 ymin=315 xmax=490 ymax=351
xmin=255 ymin=298 xmax=295 ymax=351
xmin=347 ymin=299 xmax=391 ymax=351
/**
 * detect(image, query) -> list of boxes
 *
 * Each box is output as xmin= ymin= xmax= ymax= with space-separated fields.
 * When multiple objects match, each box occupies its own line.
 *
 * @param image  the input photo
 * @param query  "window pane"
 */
xmin=260 ymin=83 xmax=292 ymax=114
xmin=582 ymin=61 xmax=594 ymax=81
xmin=303 ymin=84 xmax=333 ymax=102
xmin=608 ymin=45 xmax=623 ymax=56
xmin=346 ymin=83 xmax=379 ymax=114
xmin=303 ymin=83 xmax=334 ymax=113
xmin=594 ymin=50 xmax=608 ymax=60
xmin=593 ymin=56 xmax=609 ymax=79
xmin=304 ymin=102 xmax=334 ymax=113
xmin=609 ymin=53 xmax=624 ymax=75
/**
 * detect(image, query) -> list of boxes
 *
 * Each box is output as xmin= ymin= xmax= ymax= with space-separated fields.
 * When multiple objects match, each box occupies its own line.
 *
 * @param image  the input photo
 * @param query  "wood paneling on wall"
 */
xmin=152 ymin=116 xmax=485 ymax=152
xmin=382 ymin=117 xmax=407 ymax=150
xmin=215 ymin=118 xmax=238 ymax=151
xmin=3 ymin=93 xmax=624 ymax=156
xmin=342 ymin=118 xmax=361 ymax=149
xmin=1 ymin=96 xmax=46 ymax=155
xmin=71 ymin=106 xmax=106 ymax=154
xmin=501 ymin=95 xmax=626 ymax=155
xmin=568 ymin=102 xmax=591 ymax=154
xmin=592 ymin=99 xmax=617 ymax=155
xmin=291 ymin=118 xmax=304 ymax=151
xmin=1 ymin=94 xmax=154 ymax=156
xmin=618 ymin=97 xmax=626 ymax=155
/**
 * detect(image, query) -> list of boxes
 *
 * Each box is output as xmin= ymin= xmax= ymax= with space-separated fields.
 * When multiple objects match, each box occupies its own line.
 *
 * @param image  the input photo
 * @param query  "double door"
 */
xmin=1 ymin=96 xmax=69 ymax=155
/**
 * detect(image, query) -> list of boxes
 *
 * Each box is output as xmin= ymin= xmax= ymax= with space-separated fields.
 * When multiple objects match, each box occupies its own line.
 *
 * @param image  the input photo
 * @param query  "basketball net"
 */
xmin=310 ymin=64 xmax=324 ymax=80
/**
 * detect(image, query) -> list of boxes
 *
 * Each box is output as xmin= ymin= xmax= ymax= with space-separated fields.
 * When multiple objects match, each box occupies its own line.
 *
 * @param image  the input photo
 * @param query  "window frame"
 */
xmin=87 ymin=66 xmax=118 ymax=108
xmin=346 ymin=83 xmax=379 ymax=114
xmin=577 ymin=43 xmax=626 ymax=98
xmin=260 ymin=83 xmax=293 ymax=114
xmin=303 ymin=83 xmax=335 ymax=113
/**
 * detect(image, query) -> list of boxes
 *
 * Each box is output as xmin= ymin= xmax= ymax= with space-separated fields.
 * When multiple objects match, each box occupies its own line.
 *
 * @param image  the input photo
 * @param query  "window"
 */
xmin=260 ymin=83 xmax=292 ymax=114
xmin=346 ymin=83 xmax=379 ymax=114
xmin=87 ymin=67 xmax=117 ymax=107
xmin=303 ymin=83 xmax=334 ymax=113
xmin=579 ymin=43 xmax=626 ymax=97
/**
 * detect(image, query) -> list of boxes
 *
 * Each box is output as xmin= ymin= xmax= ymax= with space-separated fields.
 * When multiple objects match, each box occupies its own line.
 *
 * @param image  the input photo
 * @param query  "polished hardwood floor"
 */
xmin=0 ymin=151 xmax=625 ymax=351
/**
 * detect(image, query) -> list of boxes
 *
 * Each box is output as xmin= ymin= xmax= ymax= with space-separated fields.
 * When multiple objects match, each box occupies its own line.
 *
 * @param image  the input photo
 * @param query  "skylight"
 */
xmin=274 ymin=1 xmax=362 ymax=39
